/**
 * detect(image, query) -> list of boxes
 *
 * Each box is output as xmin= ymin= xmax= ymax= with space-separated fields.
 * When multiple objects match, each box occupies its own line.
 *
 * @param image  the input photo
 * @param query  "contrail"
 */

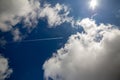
xmin=21 ymin=37 xmax=63 ymax=42
xmin=8 ymin=37 xmax=63 ymax=44
xmin=91 ymin=13 xmax=97 ymax=19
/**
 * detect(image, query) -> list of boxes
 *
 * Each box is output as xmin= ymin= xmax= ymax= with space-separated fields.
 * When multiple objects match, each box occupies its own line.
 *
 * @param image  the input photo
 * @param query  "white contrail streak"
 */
xmin=21 ymin=37 xmax=63 ymax=42
xmin=8 ymin=37 xmax=63 ymax=44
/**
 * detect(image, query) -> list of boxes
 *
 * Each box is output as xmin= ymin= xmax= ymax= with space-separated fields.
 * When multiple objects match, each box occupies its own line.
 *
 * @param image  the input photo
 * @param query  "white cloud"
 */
xmin=0 ymin=0 xmax=39 ymax=32
xmin=0 ymin=0 xmax=40 ymax=43
xmin=0 ymin=0 xmax=72 ymax=32
xmin=0 ymin=55 xmax=12 ymax=80
xmin=43 ymin=18 xmax=120 ymax=80
xmin=0 ymin=0 xmax=73 ymax=32
xmin=39 ymin=3 xmax=73 ymax=27
xmin=12 ymin=28 xmax=22 ymax=41
xmin=0 ymin=0 xmax=73 ymax=44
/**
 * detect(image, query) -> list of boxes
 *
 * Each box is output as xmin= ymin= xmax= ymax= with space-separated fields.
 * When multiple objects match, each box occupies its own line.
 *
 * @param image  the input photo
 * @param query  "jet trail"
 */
xmin=8 ymin=37 xmax=63 ymax=44
xmin=21 ymin=37 xmax=63 ymax=42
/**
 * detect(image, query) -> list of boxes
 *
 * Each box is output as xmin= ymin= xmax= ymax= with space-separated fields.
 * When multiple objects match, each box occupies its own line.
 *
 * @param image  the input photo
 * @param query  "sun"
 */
xmin=90 ymin=0 xmax=98 ymax=10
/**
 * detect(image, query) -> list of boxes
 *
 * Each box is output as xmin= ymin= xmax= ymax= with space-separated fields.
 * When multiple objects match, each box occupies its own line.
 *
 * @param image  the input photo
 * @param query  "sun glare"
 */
xmin=90 ymin=0 xmax=97 ymax=10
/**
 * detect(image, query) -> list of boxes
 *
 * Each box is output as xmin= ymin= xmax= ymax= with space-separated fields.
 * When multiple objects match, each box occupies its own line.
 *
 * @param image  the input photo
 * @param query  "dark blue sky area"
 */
xmin=0 ymin=20 xmax=81 ymax=80
xmin=0 ymin=0 xmax=120 ymax=80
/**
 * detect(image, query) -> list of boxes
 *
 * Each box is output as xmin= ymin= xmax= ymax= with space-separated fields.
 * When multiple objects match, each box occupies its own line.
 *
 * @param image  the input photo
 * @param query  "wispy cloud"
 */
xmin=43 ymin=18 xmax=120 ymax=80
xmin=0 ymin=0 xmax=73 ymax=45
xmin=0 ymin=0 xmax=39 ymax=32
xmin=11 ymin=28 xmax=22 ymax=42
xmin=39 ymin=3 xmax=73 ymax=27
xmin=0 ymin=55 xmax=12 ymax=80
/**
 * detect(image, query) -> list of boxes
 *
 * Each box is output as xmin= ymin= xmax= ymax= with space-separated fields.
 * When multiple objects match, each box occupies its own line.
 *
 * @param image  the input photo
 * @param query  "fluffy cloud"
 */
xmin=39 ymin=3 xmax=73 ymax=27
xmin=0 ymin=0 xmax=73 ymax=45
xmin=0 ymin=0 xmax=72 ymax=32
xmin=43 ymin=18 xmax=120 ymax=80
xmin=0 ymin=0 xmax=40 ymax=32
xmin=0 ymin=55 xmax=12 ymax=80
xmin=0 ymin=0 xmax=40 ymax=45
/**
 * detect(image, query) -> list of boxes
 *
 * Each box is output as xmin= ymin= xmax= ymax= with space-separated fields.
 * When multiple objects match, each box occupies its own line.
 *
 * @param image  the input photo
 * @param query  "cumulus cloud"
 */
xmin=0 ymin=0 xmax=73 ymax=45
xmin=0 ymin=0 xmax=40 ymax=45
xmin=43 ymin=18 xmax=120 ymax=80
xmin=0 ymin=0 xmax=72 ymax=32
xmin=0 ymin=0 xmax=40 ymax=32
xmin=39 ymin=3 xmax=73 ymax=27
xmin=0 ymin=55 xmax=12 ymax=80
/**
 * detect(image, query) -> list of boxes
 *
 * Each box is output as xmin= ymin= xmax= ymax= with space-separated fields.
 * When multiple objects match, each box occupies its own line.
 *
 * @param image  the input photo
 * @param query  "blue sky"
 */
xmin=0 ymin=0 xmax=120 ymax=80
